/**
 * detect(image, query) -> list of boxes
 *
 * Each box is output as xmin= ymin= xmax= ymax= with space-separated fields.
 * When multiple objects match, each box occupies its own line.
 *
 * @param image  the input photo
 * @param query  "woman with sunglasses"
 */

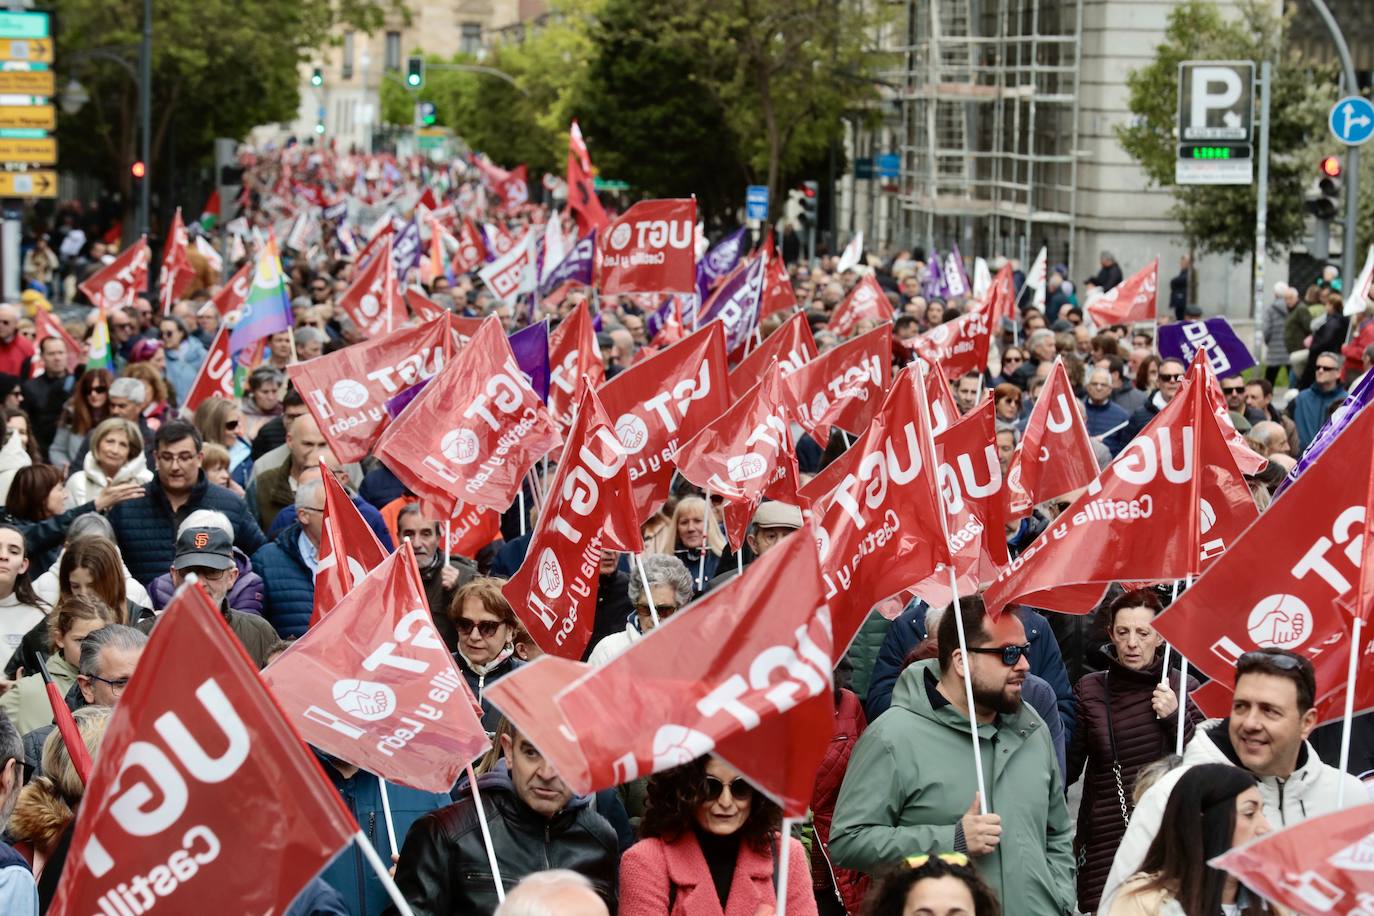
xmin=64 ymin=417 xmax=151 ymax=512
xmin=158 ymin=316 xmax=206 ymax=405
xmin=1068 ymin=589 xmax=1204 ymax=914
xmin=447 ymin=576 xmax=525 ymax=731
xmin=992 ymin=347 xmax=1025 ymax=387
xmin=861 ymin=853 xmax=1001 ymax=916
xmin=49 ymin=368 xmax=113 ymax=474
xmin=620 ymin=754 xmax=817 ymax=916
xmin=587 ymin=553 xmax=693 ymax=667
xmin=192 ymin=397 xmax=253 ymax=488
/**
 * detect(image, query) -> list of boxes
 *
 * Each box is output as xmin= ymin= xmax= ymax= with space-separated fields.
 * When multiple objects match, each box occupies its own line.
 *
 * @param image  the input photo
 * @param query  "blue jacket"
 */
xmin=1082 ymin=398 xmax=1130 ymax=452
xmin=1291 ymin=383 xmax=1347 ymax=452
xmin=0 ymin=843 xmax=36 ymax=916
xmin=252 ymin=524 xmax=316 ymax=638
xmin=317 ymin=756 xmax=449 ymax=916
xmin=489 ymin=533 xmax=530 ymax=579
xmin=866 ymin=602 xmax=1076 ymax=741
xmin=164 ymin=336 xmax=207 ymax=404
xmin=285 ymin=879 xmax=349 ymax=916
xmin=270 ymin=495 xmax=395 ymax=549
xmin=109 ymin=471 xmax=268 ymax=586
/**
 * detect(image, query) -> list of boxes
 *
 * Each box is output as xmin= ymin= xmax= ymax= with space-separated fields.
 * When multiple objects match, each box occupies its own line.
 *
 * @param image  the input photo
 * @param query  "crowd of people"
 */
xmin=0 ymin=148 xmax=1367 ymax=916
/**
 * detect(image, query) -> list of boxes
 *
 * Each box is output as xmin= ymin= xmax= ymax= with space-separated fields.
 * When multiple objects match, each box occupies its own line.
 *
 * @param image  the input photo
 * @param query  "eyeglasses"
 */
xmin=703 ymin=775 xmax=754 ymax=802
xmin=456 ymin=618 xmax=504 ymax=638
xmin=966 ymin=643 xmax=1032 ymax=666
xmin=157 ymin=451 xmax=200 ymax=465
xmin=1158 ymin=373 xmax=1184 ymax=383
xmin=1002 ymin=356 xmax=1023 ymax=364
xmin=637 ymin=603 xmax=679 ymax=617
xmin=1237 ymin=650 xmax=1306 ymax=671
xmin=1316 ymin=364 xmax=1339 ymax=373
xmin=86 ymin=673 xmax=132 ymax=693
xmin=310 ymin=285 xmax=328 ymax=292
xmin=88 ymin=386 xmax=108 ymax=394
xmin=224 ymin=419 xmax=240 ymax=431
xmin=160 ymin=330 xmax=177 ymax=339
xmin=112 ymin=322 xmax=133 ymax=331
xmin=1221 ymin=386 xmax=1245 ymax=394
xmin=905 ymin=852 xmax=970 ymax=869
xmin=183 ymin=566 xmax=230 ymax=581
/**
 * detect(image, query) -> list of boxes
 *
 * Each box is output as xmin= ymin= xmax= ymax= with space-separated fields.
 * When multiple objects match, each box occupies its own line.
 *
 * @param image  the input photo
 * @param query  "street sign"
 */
xmin=0 ymin=137 xmax=55 ymax=163
xmin=1329 ymin=96 xmax=1374 ymax=147
xmin=0 ymin=39 xmax=52 ymax=63
xmin=0 ymin=12 xmax=49 ymax=41
xmin=0 ymin=70 xmax=52 ymax=96
xmin=0 ymin=104 xmax=51 ymax=130
xmin=0 ymin=170 xmax=55 ymax=197
xmin=745 ymin=184 xmax=769 ymax=221
xmin=876 ymin=153 xmax=901 ymax=179
xmin=1176 ymin=61 xmax=1255 ymax=185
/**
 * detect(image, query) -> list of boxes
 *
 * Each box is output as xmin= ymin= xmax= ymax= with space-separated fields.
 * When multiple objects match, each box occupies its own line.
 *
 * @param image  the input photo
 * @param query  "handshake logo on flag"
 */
xmin=332 ymin=679 xmax=397 ymax=722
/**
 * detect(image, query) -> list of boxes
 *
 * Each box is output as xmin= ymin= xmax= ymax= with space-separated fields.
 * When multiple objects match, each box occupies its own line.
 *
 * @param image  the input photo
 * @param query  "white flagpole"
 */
xmin=775 ymin=818 xmax=796 ymax=916
xmin=634 ymin=552 xmax=661 ymax=628
xmin=698 ymin=488 xmax=712 ymax=590
xmin=1339 ymin=615 xmax=1363 ymax=806
xmin=1176 ymin=576 xmax=1193 ymax=755
xmin=517 ymin=488 xmax=526 ymax=538
xmin=1159 ymin=644 xmax=1172 ymax=688
xmin=354 ymin=829 xmax=415 ymax=916
xmin=378 ymin=775 xmax=399 ymax=858
xmin=467 ymin=764 xmax=507 ymax=903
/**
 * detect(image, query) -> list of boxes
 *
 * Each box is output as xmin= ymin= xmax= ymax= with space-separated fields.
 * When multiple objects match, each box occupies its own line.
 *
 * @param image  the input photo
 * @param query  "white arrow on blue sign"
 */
xmin=1329 ymin=95 xmax=1374 ymax=146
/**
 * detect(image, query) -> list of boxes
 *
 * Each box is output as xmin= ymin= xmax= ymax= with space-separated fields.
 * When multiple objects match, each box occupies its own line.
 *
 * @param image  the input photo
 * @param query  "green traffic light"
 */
xmin=407 ymin=75 xmax=420 ymax=87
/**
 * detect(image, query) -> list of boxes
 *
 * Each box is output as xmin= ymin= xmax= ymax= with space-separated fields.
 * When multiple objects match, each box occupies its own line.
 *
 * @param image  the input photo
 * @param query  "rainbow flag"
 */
xmin=228 ymin=235 xmax=294 ymax=355
xmin=86 ymin=306 xmax=113 ymax=371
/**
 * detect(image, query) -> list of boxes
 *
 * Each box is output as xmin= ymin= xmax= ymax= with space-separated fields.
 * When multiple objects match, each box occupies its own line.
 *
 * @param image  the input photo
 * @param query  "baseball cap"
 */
xmin=173 ymin=527 xmax=235 ymax=571
xmin=752 ymin=502 xmax=803 ymax=531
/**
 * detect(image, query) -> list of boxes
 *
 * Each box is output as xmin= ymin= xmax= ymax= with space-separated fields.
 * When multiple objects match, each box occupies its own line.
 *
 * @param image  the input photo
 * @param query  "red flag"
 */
xmin=442 ymin=501 xmax=503 ymax=559
xmin=1210 ymin=804 xmax=1374 ymax=914
xmin=675 ymin=363 xmax=800 ymax=549
xmin=540 ymin=526 xmax=834 ymax=813
xmin=337 ymin=235 xmax=404 ymax=337
xmin=783 ymin=323 xmax=892 ymax=445
xmin=597 ymin=322 xmax=730 ymax=522
xmin=79 ymin=237 xmax=151 ymax=313
xmin=548 ymin=301 xmax=605 ymax=428
xmin=596 ymin=199 xmax=697 ymax=295
xmin=1005 ymin=357 xmax=1098 ymax=517
xmin=1086 ymin=259 xmax=1159 ymax=327
xmin=158 ymin=207 xmax=197 ymax=314
xmin=908 ymin=305 xmax=994 ymax=380
xmin=311 ymin=461 xmax=388 ymax=627
xmin=356 ymin=219 xmax=395 ymax=267
xmin=181 ymin=326 xmax=236 ymax=413
xmin=923 ymin=357 xmax=962 ymax=435
xmin=983 ymin=359 xmax=1258 ymax=618
xmin=828 ymin=274 xmax=893 ymax=339
xmin=567 ymin=120 xmax=610 ymax=234
xmin=263 ymin=542 xmax=490 ymax=793
xmin=32 ymin=309 xmax=82 ymax=377
xmin=759 ymin=232 xmax=798 ymax=320
xmin=983 ymin=263 xmax=1017 ymax=328
xmin=502 ymin=388 xmax=643 ymax=659
xmin=730 ymin=310 xmax=817 ymax=400
xmin=1153 ymin=398 xmax=1374 ymax=725
xmin=375 ymin=318 xmax=561 ymax=512
xmin=935 ymin=398 xmax=1011 ymax=568
xmin=405 ymin=287 xmax=448 ymax=323
xmin=814 ymin=368 xmax=951 ymax=655
xmin=210 ymin=261 xmax=253 ymax=317
xmin=288 ymin=315 xmax=453 ymax=463
xmin=453 ymin=217 xmax=488 ymax=274
xmin=1201 ymin=362 xmax=1269 ymax=476
xmin=49 ymin=584 xmax=357 ymax=916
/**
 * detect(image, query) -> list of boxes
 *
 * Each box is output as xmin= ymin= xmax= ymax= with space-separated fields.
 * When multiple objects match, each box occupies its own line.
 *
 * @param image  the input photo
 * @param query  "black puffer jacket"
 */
xmin=108 ymin=471 xmax=267 ymax=586
xmin=1067 ymin=648 xmax=1204 ymax=913
xmin=386 ymin=764 xmax=619 ymax=916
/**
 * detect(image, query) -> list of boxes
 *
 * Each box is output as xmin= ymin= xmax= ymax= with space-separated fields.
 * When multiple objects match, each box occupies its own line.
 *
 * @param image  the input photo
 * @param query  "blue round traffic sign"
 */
xmin=1329 ymin=95 xmax=1374 ymax=146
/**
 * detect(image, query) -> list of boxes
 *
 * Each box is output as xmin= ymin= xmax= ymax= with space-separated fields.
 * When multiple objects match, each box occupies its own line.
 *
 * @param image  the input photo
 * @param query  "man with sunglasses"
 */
xmin=1219 ymin=373 xmax=1264 ymax=426
xmin=1119 ymin=356 xmax=1186 ymax=446
xmin=1287 ymin=354 xmax=1347 ymax=452
xmin=831 ymin=596 xmax=1075 ymax=915
xmin=1100 ymin=648 xmax=1364 ymax=911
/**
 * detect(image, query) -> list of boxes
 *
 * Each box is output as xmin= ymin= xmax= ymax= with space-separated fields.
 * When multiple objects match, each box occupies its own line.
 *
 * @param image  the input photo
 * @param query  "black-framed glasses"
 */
xmin=456 ymin=618 xmax=504 ymax=638
xmin=703 ymin=775 xmax=754 ymax=802
xmin=967 ymin=643 xmax=1032 ymax=666
xmin=1002 ymin=356 xmax=1023 ymax=364
xmin=1222 ymin=386 xmax=1245 ymax=394
xmin=1316 ymin=364 xmax=1339 ymax=373
xmin=1158 ymin=372 xmax=1184 ymax=383
xmin=637 ymin=602 xmax=679 ymax=617
xmin=86 ymin=673 xmax=131 ymax=692
xmin=224 ymin=419 xmax=240 ymax=430
xmin=88 ymin=385 xmax=108 ymax=394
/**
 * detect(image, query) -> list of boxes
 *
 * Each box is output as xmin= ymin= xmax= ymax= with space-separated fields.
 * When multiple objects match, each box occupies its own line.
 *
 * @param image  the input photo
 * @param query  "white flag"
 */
xmin=837 ymin=232 xmax=864 ymax=274
xmin=1027 ymin=246 xmax=1048 ymax=309
xmin=478 ymin=230 xmax=537 ymax=303
xmin=973 ymin=257 xmax=992 ymax=299
xmin=1348 ymin=244 xmax=1374 ymax=317
xmin=540 ymin=216 xmax=566 ymax=285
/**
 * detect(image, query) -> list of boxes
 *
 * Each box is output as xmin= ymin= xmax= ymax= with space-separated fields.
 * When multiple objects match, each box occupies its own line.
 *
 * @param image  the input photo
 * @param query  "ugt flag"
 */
xmin=229 ymin=235 xmax=294 ymax=355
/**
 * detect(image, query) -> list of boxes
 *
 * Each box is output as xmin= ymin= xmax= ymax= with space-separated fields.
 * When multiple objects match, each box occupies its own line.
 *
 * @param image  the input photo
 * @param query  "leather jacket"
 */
xmin=386 ymin=763 xmax=619 ymax=916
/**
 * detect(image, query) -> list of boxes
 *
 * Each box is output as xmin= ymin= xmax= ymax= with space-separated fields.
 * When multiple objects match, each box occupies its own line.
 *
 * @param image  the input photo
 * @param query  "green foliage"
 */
xmin=1115 ymin=0 xmax=1334 ymax=262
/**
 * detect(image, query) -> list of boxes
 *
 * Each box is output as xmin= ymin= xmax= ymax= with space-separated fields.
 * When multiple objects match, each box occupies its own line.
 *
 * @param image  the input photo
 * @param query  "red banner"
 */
xmin=730 ymin=310 xmax=817 ymax=400
xmin=375 ymin=318 xmax=561 ymax=512
xmin=1086 ymin=259 xmax=1158 ymax=327
xmin=548 ymin=301 xmax=605 ymax=428
xmin=454 ymin=217 xmax=488 ymax=274
xmin=405 ymin=288 xmax=448 ymax=323
xmin=311 ymin=462 xmax=388 ymax=627
xmin=983 ymin=262 xmax=1017 ymax=328
xmin=288 ymin=315 xmax=453 ymax=463
xmin=337 ymin=235 xmax=404 ymax=337
xmin=49 ymin=584 xmax=357 ymax=916
xmin=759 ymin=233 xmax=798 ymax=320
xmin=182 ymin=325 xmax=236 ymax=413
xmin=783 ymin=323 xmax=892 ymax=444
xmin=597 ymin=322 xmax=730 ymax=522
xmin=909 ymin=305 xmax=994 ymax=380
xmin=1005 ymin=357 xmax=1098 ymax=517
xmin=567 ymin=120 xmax=610 ymax=234
xmin=596 ymin=198 xmax=697 ymax=295
xmin=159 ymin=208 xmax=197 ymax=314
xmin=828 ymin=274 xmax=893 ymax=339
xmin=502 ymin=388 xmax=643 ymax=659
xmin=80 ymin=237 xmax=151 ymax=313
xmin=210 ymin=261 xmax=253 ymax=318
xmin=263 ymin=543 xmax=489 ymax=793
xmin=32 ymin=308 xmax=83 ymax=377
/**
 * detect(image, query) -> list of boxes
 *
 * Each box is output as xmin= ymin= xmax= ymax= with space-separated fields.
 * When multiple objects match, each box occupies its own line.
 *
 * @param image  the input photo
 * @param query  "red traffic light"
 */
xmin=1320 ymin=156 xmax=1342 ymax=179
xmin=799 ymin=184 xmax=817 ymax=198
xmin=131 ymin=161 xmax=146 ymax=179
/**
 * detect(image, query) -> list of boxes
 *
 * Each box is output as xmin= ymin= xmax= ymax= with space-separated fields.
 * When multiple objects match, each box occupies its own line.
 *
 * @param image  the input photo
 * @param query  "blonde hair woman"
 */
xmin=668 ymin=495 xmax=725 ymax=595
xmin=64 ymin=417 xmax=151 ymax=509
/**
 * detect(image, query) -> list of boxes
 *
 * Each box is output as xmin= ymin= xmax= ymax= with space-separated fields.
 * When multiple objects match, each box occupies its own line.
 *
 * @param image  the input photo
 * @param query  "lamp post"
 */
xmin=138 ymin=0 xmax=151 ymax=239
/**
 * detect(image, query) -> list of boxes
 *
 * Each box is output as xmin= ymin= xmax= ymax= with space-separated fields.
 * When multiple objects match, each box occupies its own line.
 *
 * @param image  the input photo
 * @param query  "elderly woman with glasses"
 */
xmin=447 ymin=576 xmax=525 ymax=731
xmin=157 ymin=316 xmax=206 ymax=404
xmin=586 ymin=553 xmax=694 ymax=667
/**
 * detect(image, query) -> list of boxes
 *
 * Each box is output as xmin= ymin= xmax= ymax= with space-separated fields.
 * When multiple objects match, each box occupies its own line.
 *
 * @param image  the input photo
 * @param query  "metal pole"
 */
xmin=1309 ymin=0 xmax=1359 ymax=288
xmin=1252 ymin=61 xmax=1272 ymax=364
xmin=139 ymin=0 xmax=152 ymax=240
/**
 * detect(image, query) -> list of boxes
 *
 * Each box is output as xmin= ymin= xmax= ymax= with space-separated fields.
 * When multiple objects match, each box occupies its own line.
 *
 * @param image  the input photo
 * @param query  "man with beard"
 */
xmin=829 ymin=597 xmax=1074 ymax=915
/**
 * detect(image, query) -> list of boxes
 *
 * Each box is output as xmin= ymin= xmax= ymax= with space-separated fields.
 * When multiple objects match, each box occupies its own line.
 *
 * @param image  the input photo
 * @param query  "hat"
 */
xmin=1184 ymin=303 xmax=1204 ymax=319
xmin=752 ymin=502 xmax=803 ymax=531
xmin=173 ymin=527 xmax=235 ymax=571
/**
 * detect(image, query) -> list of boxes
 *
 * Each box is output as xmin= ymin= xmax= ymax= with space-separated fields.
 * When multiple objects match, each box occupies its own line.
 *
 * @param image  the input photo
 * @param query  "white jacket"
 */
xmin=64 ymin=451 xmax=153 ymax=509
xmin=586 ymin=621 xmax=641 ymax=667
xmin=1100 ymin=718 xmax=1366 ymax=911
xmin=32 ymin=551 xmax=152 ymax=611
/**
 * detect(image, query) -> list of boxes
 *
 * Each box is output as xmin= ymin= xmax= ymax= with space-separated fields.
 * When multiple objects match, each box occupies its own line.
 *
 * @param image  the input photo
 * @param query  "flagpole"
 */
xmin=517 ymin=488 xmax=526 ymax=538
xmin=775 ymin=817 xmax=795 ymax=916
xmin=466 ymin=764 xmax=507 ymax=903
xmin=634 ymin=553 xmax=661 ymax=628
xmin=354 ymin=829 xmax=415 ymax=916
xmin=698 ymin=488 xmax=712 ymax=591
xmin=1338 ymin=615 xmax=1362 ymax=806
xmin=377 ymin=775 xmax=399 ymax=858
xmin=1176 ymin=576 xmax=1193 ymax=755
xmin=1161 ymin=578 xmax=1181 ymax=688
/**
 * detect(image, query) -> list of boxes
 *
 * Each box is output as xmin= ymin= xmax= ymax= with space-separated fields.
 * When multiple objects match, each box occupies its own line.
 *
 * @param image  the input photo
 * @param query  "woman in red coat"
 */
xmin=619 ymin=755 xmax=817 ymax=916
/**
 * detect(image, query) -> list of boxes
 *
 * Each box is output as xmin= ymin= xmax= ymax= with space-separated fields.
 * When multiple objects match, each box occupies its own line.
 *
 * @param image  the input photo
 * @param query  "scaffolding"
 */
xmin=890 ymin=0 xmax=1084 ymax=271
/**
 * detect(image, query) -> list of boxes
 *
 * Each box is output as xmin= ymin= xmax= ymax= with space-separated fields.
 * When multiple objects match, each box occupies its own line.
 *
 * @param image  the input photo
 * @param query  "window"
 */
xmin=384 ymin=31 xmax=401 ymax=71
xmin=460 ymin=22 xmax=483 ymax=56
xmin=342 ymin=31 xmax=354 ymax=80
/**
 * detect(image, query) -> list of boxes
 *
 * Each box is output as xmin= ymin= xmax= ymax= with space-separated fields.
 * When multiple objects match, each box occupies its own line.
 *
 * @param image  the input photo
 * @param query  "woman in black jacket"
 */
xmin=447 ymin=576 xmax=525 ymax=732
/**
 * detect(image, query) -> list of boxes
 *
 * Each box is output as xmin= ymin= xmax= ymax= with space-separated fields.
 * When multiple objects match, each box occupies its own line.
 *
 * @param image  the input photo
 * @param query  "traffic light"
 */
xmin=310 ymin=67 xmax=323 ymax=87
xmin=419 ymin=101 xmax=437 ymax=127
xmin=130 ymin=161 xmax=146 ymax=180
xmin=1308 ymin=156 xmax=1342 ymax=221
xmin=406 ymin=56 xmax=424 ymax=89
xmin=798 ymin=180 xmax=819 ymax=229
xmin=315 ymin=118 xmax=326 ymax=136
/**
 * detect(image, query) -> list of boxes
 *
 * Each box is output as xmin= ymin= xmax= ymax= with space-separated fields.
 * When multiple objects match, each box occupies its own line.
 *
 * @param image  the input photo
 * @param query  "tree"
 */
xmin=1116 ymin=0 xmax=1334 ymax=262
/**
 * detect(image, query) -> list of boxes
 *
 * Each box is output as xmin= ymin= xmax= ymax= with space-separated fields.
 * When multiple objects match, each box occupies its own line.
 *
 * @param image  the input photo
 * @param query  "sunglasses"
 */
xmin=703 ymin=775 xmax=754 ymax=802
xmin=224 ymin=419 xmax=240 ymax=430
xmin=1316 ymin=364 xmax=1339 ymax=373
xmin=1238 ymin=650 xmax=1306 ymax=670
xmin=967 ymin=643 xmax=1032 ymax=666
xmin=905 ymin=852 xmax=970 ymax=869
xmin=1002 ymin=356 xmax=1023 ymax=364
xmin=88 ymin=386 xmax=108 ymax=394
xmin=456 ymin=618 xmax=504 ymax=638
xmin=637 ymin=602 xmax=679 ymax=617
xmin=1158 ymin=373 xmax=1184 ymax=383
xmin=1221 ymin=386 xmax=1245 ymax=394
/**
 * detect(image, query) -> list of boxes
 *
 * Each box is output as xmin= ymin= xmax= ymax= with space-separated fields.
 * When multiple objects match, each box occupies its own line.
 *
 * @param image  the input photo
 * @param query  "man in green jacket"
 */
xmin=828 ymin=597 xmax=1075 ymax=914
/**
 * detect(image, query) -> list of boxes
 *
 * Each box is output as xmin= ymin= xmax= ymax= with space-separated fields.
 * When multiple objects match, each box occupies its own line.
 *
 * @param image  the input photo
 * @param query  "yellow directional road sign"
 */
xmin=0 ymin=70 xmax=52 ymax=95
xmin=0 ymin=105 xmax=52 ymax=130
xmin=0 ymin=170 xmax=56 ymax=197
xmin=0 ymin=39 xmax=52 ymax=63
xmin=0 ymin=137 xmax=54 ymax=163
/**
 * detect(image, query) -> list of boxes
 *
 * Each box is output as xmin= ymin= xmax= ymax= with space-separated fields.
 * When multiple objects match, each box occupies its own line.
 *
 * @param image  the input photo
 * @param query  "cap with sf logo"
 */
xmin=173 ymin=526 xmax=235 ymax=571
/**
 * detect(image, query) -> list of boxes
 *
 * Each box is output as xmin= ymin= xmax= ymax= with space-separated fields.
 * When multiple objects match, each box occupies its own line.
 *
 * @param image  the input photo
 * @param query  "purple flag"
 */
xmin=944 ymin=245 xmax=971 ymax=298
xmin=1275 ymin=369 xmax=1374 ymax=498
xmin=385 ymin=378 xmax=430 ymax=420
xmin=696 ymin=227 xmax=748 ymax=300
xmin=1157 ymin=317 xmax=1256 ymax=377
xmin=696 ymin=255 xmax=765 ymax=352
xmin=508 ymin=319 xmax=551 ymax=402
xmin=539 ymin=231 xmax=596 ymax=298
xmin=392 ymin=218 xmax=423 ymax=281
xmin=646 ymin=294 xmax=698 ymax=341
xmin=923 ymin=246 xmax=949 ymax=300
xmin=322 ymin=200 xmax=348 ymax=224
